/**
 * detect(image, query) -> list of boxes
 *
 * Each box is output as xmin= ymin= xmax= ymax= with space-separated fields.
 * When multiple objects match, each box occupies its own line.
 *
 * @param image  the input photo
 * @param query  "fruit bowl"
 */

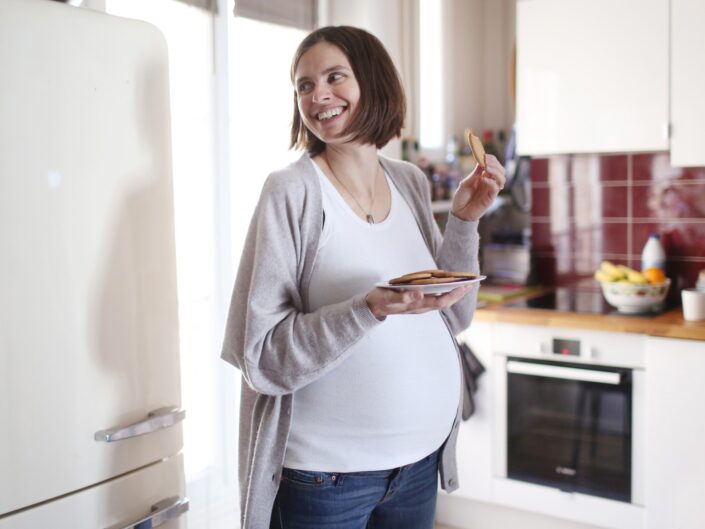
xmin=599 ymin=278 xmax=671 ymax=314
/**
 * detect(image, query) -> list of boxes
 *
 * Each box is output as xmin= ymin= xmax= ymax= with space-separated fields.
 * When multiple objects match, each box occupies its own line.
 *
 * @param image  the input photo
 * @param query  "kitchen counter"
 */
xmin=474 ymin=294 xmax=705 ymax=341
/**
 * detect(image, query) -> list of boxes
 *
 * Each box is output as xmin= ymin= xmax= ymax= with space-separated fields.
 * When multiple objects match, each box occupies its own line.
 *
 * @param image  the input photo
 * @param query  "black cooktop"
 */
xmin=504 ymin=287 xmax=663 ymax=317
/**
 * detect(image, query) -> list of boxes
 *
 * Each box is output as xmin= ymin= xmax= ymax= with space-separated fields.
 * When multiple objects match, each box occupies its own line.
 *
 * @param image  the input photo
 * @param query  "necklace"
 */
xmin=325 ymin=155 xmax=380 ymax=224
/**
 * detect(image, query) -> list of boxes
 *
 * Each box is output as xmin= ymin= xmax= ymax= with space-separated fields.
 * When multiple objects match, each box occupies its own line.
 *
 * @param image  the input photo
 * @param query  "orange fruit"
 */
xmin=643 ymin=267 xmax=666 ymax=284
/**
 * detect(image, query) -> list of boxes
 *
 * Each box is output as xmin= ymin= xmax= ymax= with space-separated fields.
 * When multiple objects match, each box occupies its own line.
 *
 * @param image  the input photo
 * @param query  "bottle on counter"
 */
xmin=431 ymin=170 xmax=446 ymax=201
xmin=641 ymin=233 xmax=666 ymax=272
xmin=497 ymin=129 xmax=506 ymax=164
xmin=401 ymin=136 xmax=419 ymax=164
xmin=445 ymin=134 xmax=460 ymax=170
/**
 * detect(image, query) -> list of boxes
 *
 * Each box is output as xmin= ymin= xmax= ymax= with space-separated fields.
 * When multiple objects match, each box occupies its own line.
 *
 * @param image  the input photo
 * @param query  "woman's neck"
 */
xmin=319 ymin=143 xmax=380 ymax=192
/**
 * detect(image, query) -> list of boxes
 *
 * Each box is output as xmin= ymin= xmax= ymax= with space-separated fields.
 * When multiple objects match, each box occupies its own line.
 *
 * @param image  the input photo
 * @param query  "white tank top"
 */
xmin=284 ymin=159 xmax=461 ymax=472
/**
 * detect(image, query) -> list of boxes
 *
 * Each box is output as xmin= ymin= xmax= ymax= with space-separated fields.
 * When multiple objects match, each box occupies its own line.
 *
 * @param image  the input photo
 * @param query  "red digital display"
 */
xmin=552 ymin=338 xmax=580 ymax=356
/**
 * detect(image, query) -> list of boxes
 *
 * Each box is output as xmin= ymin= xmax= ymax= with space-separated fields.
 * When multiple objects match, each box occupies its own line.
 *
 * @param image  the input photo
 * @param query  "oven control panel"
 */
xmin=552 ymin=337 xmax=581 ymax=357
xmin=490 ymin=322 xmax=647 ymax=368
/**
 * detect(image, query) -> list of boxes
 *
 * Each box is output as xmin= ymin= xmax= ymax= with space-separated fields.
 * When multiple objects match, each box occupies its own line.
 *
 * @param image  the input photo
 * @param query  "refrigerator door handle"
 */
xmin=94 ymin=407 xmax=186 ymax=442
xmin=105 ymin=496 xmax=189 ymax=529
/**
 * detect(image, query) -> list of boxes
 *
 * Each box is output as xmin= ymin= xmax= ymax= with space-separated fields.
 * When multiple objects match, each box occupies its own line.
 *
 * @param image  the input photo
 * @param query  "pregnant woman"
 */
xmin=221 ymin=25 xmax=505 ymax=529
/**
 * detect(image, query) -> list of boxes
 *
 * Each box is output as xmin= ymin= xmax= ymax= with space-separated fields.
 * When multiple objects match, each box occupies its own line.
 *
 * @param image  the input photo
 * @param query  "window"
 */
xmin=104 ymin=1 xmax=238 ymax=526
xmin=419 ymin=0 xmax=443 ymax=151
xmin=227 ymin=15 xmax=305 ymax=259
xmin=103 ymin=2 xmax=307 ymax=527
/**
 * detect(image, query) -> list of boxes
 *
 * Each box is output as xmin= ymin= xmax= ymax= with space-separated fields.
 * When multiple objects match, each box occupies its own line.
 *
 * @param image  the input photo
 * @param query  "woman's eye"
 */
xmin=297 ymin=82 xmax=313 ymax=94
xmin=329 ymin=72 xmax=344 ymax=83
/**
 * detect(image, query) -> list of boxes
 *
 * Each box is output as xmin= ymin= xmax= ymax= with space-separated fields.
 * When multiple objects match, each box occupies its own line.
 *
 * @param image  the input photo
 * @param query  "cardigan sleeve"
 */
xmin=437 ymin=213 xmax=481 ymax=335
xmin=405 ymin=165 xmax=480 ymax=335
xmin=220 ymin=174 xmax=382 ymax=397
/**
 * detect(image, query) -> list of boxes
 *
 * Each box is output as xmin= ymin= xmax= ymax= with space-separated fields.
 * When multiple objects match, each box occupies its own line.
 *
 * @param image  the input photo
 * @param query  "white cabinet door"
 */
xmin=670 ymin=0 xmax=705 ymax=166
xmin=645 ymin=337 xmax=705 ymax=529
xmin=516 ymin=0 xmax=669 ymax=155
xmin=0 ymin=0 xmax=181 ymax=514
xmin=0 ymin=454 xmax=187 ymax=529
xmin=454 ymin=322 xmax=495 ymax=502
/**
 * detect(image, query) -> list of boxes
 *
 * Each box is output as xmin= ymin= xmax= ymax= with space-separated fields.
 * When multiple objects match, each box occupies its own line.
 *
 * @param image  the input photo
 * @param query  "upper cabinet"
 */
xmin=670 ymin=0 xmax=705 ymax=167
xmin=515 ymin=0 xmax=669 ymax=156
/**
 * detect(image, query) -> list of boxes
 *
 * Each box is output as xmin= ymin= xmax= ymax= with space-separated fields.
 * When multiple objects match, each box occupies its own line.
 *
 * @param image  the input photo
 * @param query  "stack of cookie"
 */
xmin=389 ymin=269 xmax=478 ymax=286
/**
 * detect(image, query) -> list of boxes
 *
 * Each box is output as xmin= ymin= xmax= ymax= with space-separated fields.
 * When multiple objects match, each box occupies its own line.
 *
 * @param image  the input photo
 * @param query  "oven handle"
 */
xmin=507 ymin=360 xmax=621 ymax=385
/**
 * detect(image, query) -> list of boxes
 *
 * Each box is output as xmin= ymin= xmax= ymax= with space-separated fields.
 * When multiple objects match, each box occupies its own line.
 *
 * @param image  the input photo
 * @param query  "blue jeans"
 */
xmin=269 ymin=450 xmax=439 ymax=529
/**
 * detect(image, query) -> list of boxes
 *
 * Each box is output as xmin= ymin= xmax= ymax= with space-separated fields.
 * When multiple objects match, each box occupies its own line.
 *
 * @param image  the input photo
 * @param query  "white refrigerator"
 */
xmin=0 ymin=0 xmax=187 ymax=527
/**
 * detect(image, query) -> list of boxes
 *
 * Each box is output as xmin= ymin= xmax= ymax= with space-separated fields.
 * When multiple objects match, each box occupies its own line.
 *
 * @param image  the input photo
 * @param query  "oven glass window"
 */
xmin=507 ymin=359 xmax=632 ymax=502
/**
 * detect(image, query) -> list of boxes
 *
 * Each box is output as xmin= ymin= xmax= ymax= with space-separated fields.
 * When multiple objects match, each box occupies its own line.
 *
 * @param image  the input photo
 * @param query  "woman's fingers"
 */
xmin=399 ymin=285 xmax=472 ymax=314
xmin=483 ymin=155 xmax=506 ymax=190
xmin=367 ymin=284 xmax=473 ymax=318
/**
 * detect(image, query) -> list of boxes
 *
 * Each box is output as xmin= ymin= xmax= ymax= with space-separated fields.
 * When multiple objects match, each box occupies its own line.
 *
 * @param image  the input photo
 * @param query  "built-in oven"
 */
xmin=506 ymin=357 xmax=633 ymax=502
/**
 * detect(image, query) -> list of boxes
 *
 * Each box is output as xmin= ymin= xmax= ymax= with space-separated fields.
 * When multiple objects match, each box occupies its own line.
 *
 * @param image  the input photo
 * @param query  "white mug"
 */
xmin=682 ymin=288 xmax=705 ymax=322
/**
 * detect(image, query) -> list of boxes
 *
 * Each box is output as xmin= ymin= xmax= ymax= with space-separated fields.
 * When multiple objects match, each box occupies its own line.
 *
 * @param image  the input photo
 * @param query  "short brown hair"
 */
xmin=289 ymin=26 xmax=406 ymax=156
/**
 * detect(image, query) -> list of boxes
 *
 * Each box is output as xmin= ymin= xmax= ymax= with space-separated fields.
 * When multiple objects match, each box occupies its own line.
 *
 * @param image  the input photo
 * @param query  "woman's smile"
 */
xmin=316 ymin=105 xmax=346 ymax=121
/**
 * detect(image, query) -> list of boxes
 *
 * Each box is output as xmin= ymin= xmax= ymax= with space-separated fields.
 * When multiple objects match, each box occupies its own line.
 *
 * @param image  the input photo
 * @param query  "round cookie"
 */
xmin=433 ymin=271 xmax=478 ymax=279
xmin=417 ymin=269 xmax=445 ymax=275
xmin=409 ymin=277 xmax=462 ymax=285
xmin=389 ymin=272 xmax=432 ymax=285
xmin=465 ymin=130 xmax=486 ymax=169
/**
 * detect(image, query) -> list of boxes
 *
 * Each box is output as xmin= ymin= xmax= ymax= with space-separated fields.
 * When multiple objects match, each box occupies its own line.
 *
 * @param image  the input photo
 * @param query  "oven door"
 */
xmin=506 ymin=358 xmax=632 ymax=502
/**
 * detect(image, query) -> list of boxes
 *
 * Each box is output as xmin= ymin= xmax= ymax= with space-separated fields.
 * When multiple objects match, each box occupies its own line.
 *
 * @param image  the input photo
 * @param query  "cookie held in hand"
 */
xmin=465 ymin=129 xmax=486 ymax=169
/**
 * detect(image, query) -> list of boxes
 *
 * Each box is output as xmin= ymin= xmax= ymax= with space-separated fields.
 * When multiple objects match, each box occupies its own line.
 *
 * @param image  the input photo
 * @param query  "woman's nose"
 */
xmin=311 ymin=85 xmax=332 ymax=103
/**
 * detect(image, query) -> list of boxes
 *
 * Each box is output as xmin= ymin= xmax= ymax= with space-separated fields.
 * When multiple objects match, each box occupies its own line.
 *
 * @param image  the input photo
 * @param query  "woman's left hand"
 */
xmin=450 ymin=154 xmax=506 ymax=222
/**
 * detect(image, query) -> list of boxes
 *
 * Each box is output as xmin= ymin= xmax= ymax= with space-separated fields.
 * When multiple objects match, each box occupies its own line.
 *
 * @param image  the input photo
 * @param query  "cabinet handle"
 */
xmin=94 ymin=407 xmax=185 ymax=442
xmin=663 ymin=122 xmax=671 ymax=140
xmin=507 ymin=361 xmax=621 ymax=385
xmin=105 ymin=496 xmax=189 ymax=529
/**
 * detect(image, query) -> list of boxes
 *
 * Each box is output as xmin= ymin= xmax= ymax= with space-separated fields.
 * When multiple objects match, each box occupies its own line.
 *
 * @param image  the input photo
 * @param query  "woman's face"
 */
xmin=294 ymin=41 xmax=360 ymax=146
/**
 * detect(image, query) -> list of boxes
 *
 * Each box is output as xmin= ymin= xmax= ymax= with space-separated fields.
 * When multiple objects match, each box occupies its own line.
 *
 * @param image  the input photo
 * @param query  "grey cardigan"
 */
xmin=221 ymin=153 xmax=480 ymax=529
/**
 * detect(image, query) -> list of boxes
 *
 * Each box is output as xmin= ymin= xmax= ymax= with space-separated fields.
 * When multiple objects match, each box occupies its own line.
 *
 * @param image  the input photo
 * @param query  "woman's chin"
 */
xmin=312 ymin=130 xmax=352 ymax=147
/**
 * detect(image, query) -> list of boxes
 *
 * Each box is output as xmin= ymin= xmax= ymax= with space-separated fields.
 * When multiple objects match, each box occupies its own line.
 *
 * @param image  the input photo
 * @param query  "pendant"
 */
xmin=366 ymin=214 xmax=375 ymax=224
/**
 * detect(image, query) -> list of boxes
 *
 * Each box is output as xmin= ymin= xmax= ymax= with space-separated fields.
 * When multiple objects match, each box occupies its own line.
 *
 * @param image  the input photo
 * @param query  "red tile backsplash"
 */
xmin=530 ymin=152 xmax=705 ymax=292
xmin=597 ymin=223 xmax=630 ymax=256
xmin=599 ymin=155 xmax=629 ymax=182
xmin=600 ymin=185 xmax=629 ymax=218
xmin=531 ymin=186 xmax=550 ymax=218
xmin=682 ymin=167 xmax=705 ymax=181
xmin=530 ymin=158 xmax=549 ymax=183
xmin=530 ymin=221 xmax=553 ymax=251
xmin=631 ymin=184 xmax=654 ymax=218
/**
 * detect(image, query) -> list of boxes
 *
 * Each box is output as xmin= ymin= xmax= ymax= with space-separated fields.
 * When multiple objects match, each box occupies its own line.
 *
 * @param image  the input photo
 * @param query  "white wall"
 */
xmin=445 ymin=0 xmax=515 ymax=149
xmin=326 ymin=0 xmax=515 ymax=160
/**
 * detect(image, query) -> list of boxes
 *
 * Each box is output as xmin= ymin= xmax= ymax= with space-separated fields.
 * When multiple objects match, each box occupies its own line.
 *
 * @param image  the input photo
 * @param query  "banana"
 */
xmin=613 ymin=263 xmax=650 ymax=284
xmin=594 ymin=270 xmax=614 ymax=282
xmin=596 ymin=261 xmax=649 ymax=283
xmin=599 ymin=261 xmax=625 ymax=281
xmin=626 ymin=270 xmax=648 ymax=284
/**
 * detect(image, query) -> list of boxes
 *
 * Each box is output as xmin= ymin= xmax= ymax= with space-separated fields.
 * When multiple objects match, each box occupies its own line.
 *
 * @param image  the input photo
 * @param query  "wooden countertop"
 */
xmin=474 ymin=295 xmax=705 ymax=341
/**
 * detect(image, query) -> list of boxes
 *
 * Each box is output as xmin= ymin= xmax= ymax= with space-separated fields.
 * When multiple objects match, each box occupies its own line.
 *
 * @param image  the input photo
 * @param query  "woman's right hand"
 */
xmin=365 ymin=285 xmax=472 ymax=321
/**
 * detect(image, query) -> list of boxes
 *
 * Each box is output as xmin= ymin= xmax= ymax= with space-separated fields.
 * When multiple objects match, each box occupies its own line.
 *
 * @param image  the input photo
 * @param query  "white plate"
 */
xmin=375 ymin=275 xmax=486 ymax=295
